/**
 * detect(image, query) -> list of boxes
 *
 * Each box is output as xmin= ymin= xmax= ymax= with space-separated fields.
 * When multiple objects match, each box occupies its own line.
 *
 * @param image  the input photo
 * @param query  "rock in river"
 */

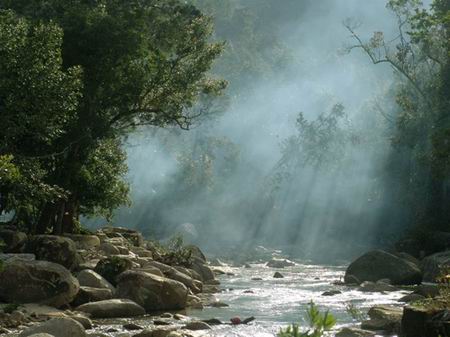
xmin=345 ymin=250 xmax=422 ymax=285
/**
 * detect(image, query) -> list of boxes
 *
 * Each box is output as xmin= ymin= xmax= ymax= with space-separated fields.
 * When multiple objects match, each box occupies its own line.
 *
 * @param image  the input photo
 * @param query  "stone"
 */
xmin=25 ymin=235 xmax=80 ymax=270
xmin=358 ymin=281 xmax=397 ymax=292
xmin=123 ymin=323 xmax=143 ymax=330
xmin=401 ymin=305 xmax=435 ymax=337
xmin=75 ymin=299 xmax=145 ymax=318
xmin=135 ymin=267 xmax=164 ymax=278
xmin=72 ymin=286 xmax=113 ymax=306
xmin=421 ymin=251 xmax=450 ymax=282
xmin=100 ymin=243 xmax=120 ymax=256
xmin=266 ymin=258 xmax=295 ymax=268
xmin=0 ymin=253 xmax=35 ymax=262
xmin=185 ymin=245 xmax=207 ymax=263
xmin=273 ymin=272 xmax=284 ymax=278
xmin=0 ymin=259 xmax=79 ymax=307
xmin=116 ymin=270 xmax=188 ymax=312
xmin=399 ymin=293 xmax=426 ymax=303
xmin=94 ymin=256 xmax=133 ymax=286
xmin=322 ymin=290 xmax=342 ymax=296
xmin=335 ymin=327 xmax=375 ymax=337
xmin=64 ymin=234 xmax=100 ymax=250
xmin=184 ymin=321 xmax=211 ymax=330
xmin=191 ymin=261 xmax=215 ymax=282
xmin=18 ymin=317 xmax=85 ymax=337
xmin=27 ymin=334 xmax=56 ymax=337
xmin=0 ymin=229 xmax=27 ymax=253
xmin=100 ymin=227 xmax=144 ymax=247
xmin=69 ymin=315 xmax=92 ymax=330
xmin=345 ymin=250 xmax=422 ymax=285
xmin=77 ymin=269 xmax=115 ymax=292
xmin=413 ymin=283 xmax=440 ymax=298
xmin=361 ymin=305 xmax=403 ymax=333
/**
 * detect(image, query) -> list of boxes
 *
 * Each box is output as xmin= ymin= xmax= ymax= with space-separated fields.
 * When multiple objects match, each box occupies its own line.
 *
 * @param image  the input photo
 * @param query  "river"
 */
xmin=86 ymin=262 xmax=407 ymax=337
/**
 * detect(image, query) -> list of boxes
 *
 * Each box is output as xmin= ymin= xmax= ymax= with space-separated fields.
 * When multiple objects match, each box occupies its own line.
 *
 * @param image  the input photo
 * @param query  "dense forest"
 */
xmin=2 ymin=1 xmax=450 ymax=337
xmin=0 ymin=0 xmax=450 ymax=255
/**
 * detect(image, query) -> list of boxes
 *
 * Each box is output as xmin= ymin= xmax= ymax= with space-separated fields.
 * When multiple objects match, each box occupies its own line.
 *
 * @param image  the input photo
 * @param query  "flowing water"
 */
xmin=187 ymin=263 xmax=407 ymax=336
xmin=83 ymin=262 xmax=408 ymax=337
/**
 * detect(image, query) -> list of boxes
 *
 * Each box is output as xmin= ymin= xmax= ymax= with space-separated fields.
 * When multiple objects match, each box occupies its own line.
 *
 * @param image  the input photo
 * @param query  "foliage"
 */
xmin=345 ymin=0 xmax=450 ymax=231
xmin=278 ymin=302 xmax=336 ymax=337
xmin=156 ymin=234 xmax=195 ymax=267
xmin=0 ymin=1 xmax=225 ymax=233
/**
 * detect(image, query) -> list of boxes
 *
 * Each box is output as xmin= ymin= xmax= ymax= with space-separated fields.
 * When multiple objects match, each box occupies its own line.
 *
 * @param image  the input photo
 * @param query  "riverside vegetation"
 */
xmin=2 ymin=0 xmax=450 ymax=336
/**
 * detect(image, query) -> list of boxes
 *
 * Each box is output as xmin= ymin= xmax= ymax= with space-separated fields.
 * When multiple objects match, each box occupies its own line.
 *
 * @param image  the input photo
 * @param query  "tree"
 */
xmin=0 ymin=1 xmax=225 ymax=233
xmin=0 ymin=10 xmax=82 ymax=229
xmin=344 ymin=0 xmax=450 ymax=229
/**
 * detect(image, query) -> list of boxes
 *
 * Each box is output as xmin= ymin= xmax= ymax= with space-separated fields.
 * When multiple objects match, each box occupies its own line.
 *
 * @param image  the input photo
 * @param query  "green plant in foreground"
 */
xmin=278 ymin=301 xmax=336 ymax=337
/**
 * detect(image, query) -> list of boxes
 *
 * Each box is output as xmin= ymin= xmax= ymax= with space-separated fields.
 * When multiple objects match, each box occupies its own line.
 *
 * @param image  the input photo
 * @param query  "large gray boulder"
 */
xmin=191 ymin=260 xmax=215 ymax=282
xmin=361 ymin=305 xmax=403 ymax=333
xmin=345 ymin=250 xmax=422 ymax=285
xmin=116 ymin=270 xmax=188 ymax=312
xmin=142 ymin=260 xmax=202 ymax=293
xmin=0 ymin=259 xmax=79 ymax=307
xmin=75 ymin=299 xmax=145 ymax=318
xmin=421 ymin=251 xmax=450 ymax=282
xmin=71 ymin=286 xmax=113 ymax=306
xmin=19 ymin=317 xmax=85 ymax=337
xmin=94 ymin=256 xmax=133 ymax=286
xmin=77 ymin=269 xmax=115 ymax=292
xmin=25 ymin=235 xmax=80 ymax=270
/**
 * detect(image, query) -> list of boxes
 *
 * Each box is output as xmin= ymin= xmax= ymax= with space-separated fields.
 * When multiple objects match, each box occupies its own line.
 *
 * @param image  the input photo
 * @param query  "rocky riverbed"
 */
xmin=0 ymin=226 xmax=448 ymax=337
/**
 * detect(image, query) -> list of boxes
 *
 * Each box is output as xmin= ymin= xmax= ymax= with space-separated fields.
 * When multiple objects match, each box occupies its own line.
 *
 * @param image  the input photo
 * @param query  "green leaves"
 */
xmin=278 ymin=302 xmax=336 ymax=337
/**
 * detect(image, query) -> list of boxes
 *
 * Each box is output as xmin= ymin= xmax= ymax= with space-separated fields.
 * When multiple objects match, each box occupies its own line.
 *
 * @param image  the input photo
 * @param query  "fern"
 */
xmin=278 ymin=301 xmax=336 ymax=337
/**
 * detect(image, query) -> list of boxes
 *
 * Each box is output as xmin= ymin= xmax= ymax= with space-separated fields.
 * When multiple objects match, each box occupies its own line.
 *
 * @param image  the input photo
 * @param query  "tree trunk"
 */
xmin=36 ymin=202 xmax=56 ymax=234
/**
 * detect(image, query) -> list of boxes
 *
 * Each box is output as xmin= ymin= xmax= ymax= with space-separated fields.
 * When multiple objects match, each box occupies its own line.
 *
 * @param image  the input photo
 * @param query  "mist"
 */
xmin=98 ymin=0 xmax=414 ymax=262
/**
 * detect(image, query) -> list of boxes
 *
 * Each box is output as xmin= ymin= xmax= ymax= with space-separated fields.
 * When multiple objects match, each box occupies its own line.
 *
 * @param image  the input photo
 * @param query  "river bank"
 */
xmin=0 ymin=226 xmax=448 ymax=337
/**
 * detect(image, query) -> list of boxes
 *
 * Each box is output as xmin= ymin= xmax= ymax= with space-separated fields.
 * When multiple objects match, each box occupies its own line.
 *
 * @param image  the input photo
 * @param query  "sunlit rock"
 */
xmin=18 ymin=317 xmax=85 ymax=337
xmin=116 ymin=270 xmax=188 ymax=312
xmin=75 ymin=299 xmax=145 ymax=318
xmin=345 ymin=250 xmax=422 ymax=285
xmin=0 ymin=260 xmax=79 ymax=307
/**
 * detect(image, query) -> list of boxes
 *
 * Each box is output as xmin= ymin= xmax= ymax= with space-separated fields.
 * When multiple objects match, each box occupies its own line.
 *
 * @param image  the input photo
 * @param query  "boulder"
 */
xmin=64 ymin=234 xmax=100 ymax=250
xmin=335 ymin=327 xmax=375 ymax=337
xmin=361 ymin=305 xmax=402 ymax=333
xmin=116 ymin=270 xmax=188 ymax=312
xmin=0 ymin=229 xmax=27 ymax=252
xmin=99 ymin=243 xmax=120 ymax=256
xmin=77 ymin=269 xmax=115 ymax=292
xmin=399 ymin=293 xmax=425 ymax=303
xmin=421 ymin=251 xmax=450 ymax=282
xmin=72 ymin=286 xmax=113 ymax=306
xmin=184 ymin=321 xmax=212 ymax=330
xmin=266 ymin=258 xmax=295 ymax=268
xmin=94 ymin=256 xmax=133 ymax=286
xmin=185 ymin=245 xmax=207 ymax=263
xmin=27 ymin=334 xmax=55 ymax=337
xmin=0 ymin=259 xmax=79 ymax=307
xmin=25 ymin=235 xmax=80 ymax=270
xmin=401 ymin=305 xmax=436 ymax=337
xmin=413 ymin=283 xmax=440 ymax=298
xmin=100 ymin=227 xmax=144 ymax=247
xmin=345 ymin=250 xmax=422 ymax=285
xmin=191 ymin=261 xmax=215 ymax=282
xmin=75 ymin=299 xmax=145 ymax=318
xmin=163 ymin=268 xmax=202 ymax=294
xmin=18 ymin=317 xmax=85 ymax=337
